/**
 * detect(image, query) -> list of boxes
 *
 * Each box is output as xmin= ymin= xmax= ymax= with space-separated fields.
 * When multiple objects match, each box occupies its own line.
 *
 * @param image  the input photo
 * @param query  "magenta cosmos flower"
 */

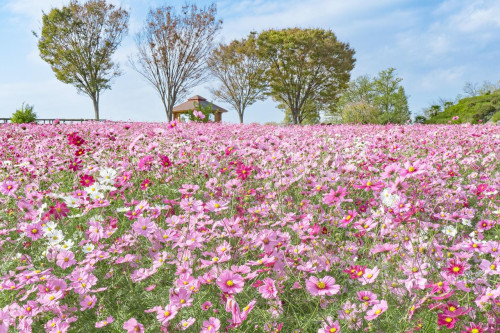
xmin=201 ymin=317 xmax=220 ymax=333
xmin=306 ymin=276 xmax=340 ymax=296
xmin=216 ymin=270 xmax=244 ymax=294
xmin=259 ymin=277 xmax=278 ymax=299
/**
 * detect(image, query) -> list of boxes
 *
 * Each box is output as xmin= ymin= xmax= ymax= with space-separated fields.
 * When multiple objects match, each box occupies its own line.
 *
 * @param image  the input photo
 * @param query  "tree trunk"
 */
xmin=162 ymin=99 xmax=172 ymax=122
xmin=238 ymin=109 xmax=244 ymax=123
xmin=91 ymin=94 xmax=99 ymax=121
xmin=291 ymin=108 xmax=299 ymax=124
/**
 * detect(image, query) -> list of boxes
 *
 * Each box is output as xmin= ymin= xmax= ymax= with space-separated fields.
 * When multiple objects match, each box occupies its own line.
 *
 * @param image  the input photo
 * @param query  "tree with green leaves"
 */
xmin=131 ymin=4 xmax=222 ymax=121
xmin=207 ymin=34 xmax=267 ymax=123
xmin=36 ymin=0 xmax=129 ymax=120
xmin=328 ymin=68 xmax=410 ymax=124
xmin=373 ymin=68 xmax=410 ymax=124
xmin=280 ymin=99 xmax=321 ymax=124
xmin=256 ymin=28 xmax=355 ymax=124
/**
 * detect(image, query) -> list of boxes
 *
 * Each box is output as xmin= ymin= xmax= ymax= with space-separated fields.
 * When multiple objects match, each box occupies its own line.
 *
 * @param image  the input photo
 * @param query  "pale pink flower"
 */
xmin=365 ymin=300 xmax=388 ymax=321
xmin=123 ymin=318 xmax=144 ymax=333
xmin=201 ymin=317 xmax=220 ymax=333
xmin=259 ymin=277 xmax=278 ymax=299
xmin=56 ymin=250 xmax=76 ymax=269
xmin=95 ymin=316 xmax=114 ymax=328
xmin=305 ymin=276 xmax=340 ymax=296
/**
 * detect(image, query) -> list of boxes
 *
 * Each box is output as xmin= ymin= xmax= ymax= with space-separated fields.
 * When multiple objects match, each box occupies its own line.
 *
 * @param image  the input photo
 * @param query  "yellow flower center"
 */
xmin=345 ymin=215 xmax=351 ymax=221
xmin=226 ymin=280 xmax=234 ymax=287
xmin=452 ymin=266 xmax=460 ymax=272
xmin=32 ymin=229 xmax=38 ymax=234
xmin=408 ymin=166 xmax=415 ymax=172
xmin=491 ymin=264 xmax=496 ymax=270
xmin=316 ymin=281 xmax=326 ymax=289
xmin=445 ymin=317 xmax=452 ymax=323
xmin=375 ymin=309 xmax=381 ymax=314
xmin=164 ymin=311 xmax=170 ymax=317
xmin=330 ymin=328 xmax=337 ymax=333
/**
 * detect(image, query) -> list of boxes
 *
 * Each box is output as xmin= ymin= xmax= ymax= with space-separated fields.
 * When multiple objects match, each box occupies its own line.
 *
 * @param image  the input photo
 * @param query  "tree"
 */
xmin=207 ymin=34 xmax=267 ymax=123
xmin=131 ymin=4 xmax=222 ymax=121
xmin=372 ymin=68 xmax=410 ymax=124
xmin=280 ymin=99 xmax=321 ymax=124
xmin=341 ymin=100 xmax=381 ymax=124
xmin=36 ymin=0 xmax=129 ymax=120
xmin=256 ymin=28 xmax=355 ymax=124
xmin=329 ymin=68 xmax=410 ymax=124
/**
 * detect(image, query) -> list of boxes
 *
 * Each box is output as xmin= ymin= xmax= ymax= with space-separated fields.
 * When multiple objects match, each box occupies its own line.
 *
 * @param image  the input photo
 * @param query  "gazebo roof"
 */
xmin=172 ymin=95 xmax=227 ymax=113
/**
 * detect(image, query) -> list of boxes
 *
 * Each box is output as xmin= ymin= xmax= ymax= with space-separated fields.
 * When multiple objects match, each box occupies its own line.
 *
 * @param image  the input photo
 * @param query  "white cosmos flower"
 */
xmin=88 ymin=191 xmax=104 ymax=200
xmin=42 ymin=221 xmax=58 ymax=233
xmin=56 ymin=239 xmax=75 ymax=250
xmin=98 ymin=168 xmax=118 ymax=185
xmin=461 ymin=219 xmax=472 ymax=227
xmin=117 ymin=207 xmax=131 ymax=212
xmin=63 ymin=196 xmax=80 ymax=208
xmin=442 ymin=225 xmax=457 ymax=237
xmin=82 ymin=243 xmax=95 ymax=253
xmin=86 ymin=183 xmax=104 ymax=194
xmin=46 ymin=230 xmax=64 ymax=245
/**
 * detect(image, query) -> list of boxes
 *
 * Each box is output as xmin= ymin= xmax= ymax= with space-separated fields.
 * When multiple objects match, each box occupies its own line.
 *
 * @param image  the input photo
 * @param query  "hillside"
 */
xmin=425 ymin=89 xmax=500 ymax=124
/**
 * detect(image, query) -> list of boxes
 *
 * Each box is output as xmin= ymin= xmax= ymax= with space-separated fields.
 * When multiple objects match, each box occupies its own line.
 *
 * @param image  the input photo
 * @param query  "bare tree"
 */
xmin=130 ymin=3 xmax=222 ymax=121
xmin=207 ymin=35 xmax=267 ymax=123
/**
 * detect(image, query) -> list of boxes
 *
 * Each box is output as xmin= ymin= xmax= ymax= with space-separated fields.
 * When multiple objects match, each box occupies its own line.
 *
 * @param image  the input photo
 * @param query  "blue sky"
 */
xmin=1 ymin=0 xmax=499 ymax=123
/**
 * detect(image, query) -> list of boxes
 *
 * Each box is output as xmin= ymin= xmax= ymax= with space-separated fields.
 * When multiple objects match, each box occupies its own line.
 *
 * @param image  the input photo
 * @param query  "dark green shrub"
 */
xmin=11 ymin=103 xmax=37 ymax=124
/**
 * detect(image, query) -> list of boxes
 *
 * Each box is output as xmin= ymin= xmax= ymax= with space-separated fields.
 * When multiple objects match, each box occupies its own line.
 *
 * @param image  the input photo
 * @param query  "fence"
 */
xmin=0 ymin=118 xmax=107 ymax=124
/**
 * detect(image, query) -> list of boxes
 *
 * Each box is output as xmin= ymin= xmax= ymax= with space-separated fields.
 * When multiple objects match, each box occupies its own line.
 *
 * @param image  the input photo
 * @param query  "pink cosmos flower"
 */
xmin=156 ymin=304 xmax=178 ymax=326
xmin=216 ymin=270 xmax=244 ymax=294
xmin=201 ymin=301 xmax=212 ymax=311
xmin=140 ymin=178 xmax=151 ymax=190
xmin=178 ymin=317 xmax=196 ymax=330
xmin=48 ymin=201 xmax=70 ymax=220
xmin=357 ymin=290 xmax=378 ymax=305
xmin=360 ymin=267 xmax=380 ymax=285
xmin=318 ymin=316 xmax=341 ymax=333
xmin=365 ymin=300 xmax=388 ymax=320
xmin=123 ymin=318 xmax=144 ymax=333
xmin=461 ymin=322 xmax=485 ymax=333
xmin=80 ymin=294 xmax=97 ymax=311
xmin=79 ymin=174 xmax=95 ymax=187
xmin=478 ymin=259 xmax=500 ymax=275
xmin=95 ymin=316 xmax=114 ymax=328
xmin=0 ymin=180 xmax=19 ymax=197
xmin=201 ymin=317 xmax=220 ymax=333
xmin=56 ymin=250 xmax=76 ymax=269
xmin=259 ymin=277 xmax=278 ymax=299
xmin=0 ymin=309 xmax=10 ymax=332
xmin=24 ymin=222 xmax=44 ymax=241
xmin=132 ymin=217 xmax=155 ymax=237
xmin=305 ymin=276 xmax=340 ymax=296
xmin=68 ymin=158 xmax=83 ymax=171
xmin=437 ymin=312 xmax=458 ymax=329
xmin=446 ymin=259 xmax=466 ymax=276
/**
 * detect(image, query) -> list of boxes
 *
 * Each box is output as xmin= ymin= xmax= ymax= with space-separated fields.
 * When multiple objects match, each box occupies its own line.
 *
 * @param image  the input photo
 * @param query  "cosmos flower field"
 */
xmin=0 ymin=121 xmax=499 ymax=333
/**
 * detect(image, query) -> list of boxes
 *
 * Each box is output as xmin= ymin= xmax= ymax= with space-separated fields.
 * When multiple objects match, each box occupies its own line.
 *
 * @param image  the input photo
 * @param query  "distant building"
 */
xmin=172 ymin=95 xmax=227 ymax=122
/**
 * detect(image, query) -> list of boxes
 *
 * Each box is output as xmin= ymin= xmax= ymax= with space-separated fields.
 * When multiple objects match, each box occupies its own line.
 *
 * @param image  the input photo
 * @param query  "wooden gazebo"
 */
xmin=172 ymin=95 xmax=227 ymax=122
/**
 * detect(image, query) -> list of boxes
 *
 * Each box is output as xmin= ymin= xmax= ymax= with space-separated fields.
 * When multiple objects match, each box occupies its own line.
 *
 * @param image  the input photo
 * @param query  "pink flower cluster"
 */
xmin=0 ymin=121 xmax=499 ymax=332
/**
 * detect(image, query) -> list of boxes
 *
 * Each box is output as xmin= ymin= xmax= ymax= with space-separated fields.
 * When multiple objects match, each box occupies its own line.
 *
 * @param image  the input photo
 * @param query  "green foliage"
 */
xmin=36 ymin=0 xmax=129 ymax=120
xmin=208 ymin=34 xmax=267 ymax=123
xmin=414 ymin=115 xmax=427 ymax=124
xmin=11 ymin=103 xmax=37 ymax=124
xmin=341 ymin=100 xmax=381 ymax=124
xmin=425 ymin=89 xmax=500 ymax=124
xmin=185 ymin=102 xmax=215 ymax=123
xmin=329 ymin=68 xmax=410 ymax=124
xmin=256 ymin=28 xmax=355 ymax=124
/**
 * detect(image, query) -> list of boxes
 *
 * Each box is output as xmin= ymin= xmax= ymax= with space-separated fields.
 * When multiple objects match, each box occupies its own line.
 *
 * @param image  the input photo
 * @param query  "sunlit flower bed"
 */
xmin=0 ymin=121 xmax=499 ymax=333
